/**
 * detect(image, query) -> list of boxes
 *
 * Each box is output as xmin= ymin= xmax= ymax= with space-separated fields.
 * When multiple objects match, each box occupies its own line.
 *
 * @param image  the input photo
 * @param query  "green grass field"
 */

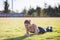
xmin=0 ymin=17 xmax=60 ymax=40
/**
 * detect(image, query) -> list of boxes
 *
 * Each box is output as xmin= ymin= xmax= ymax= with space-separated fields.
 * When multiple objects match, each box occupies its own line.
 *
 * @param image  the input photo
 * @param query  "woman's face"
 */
xmin=24 ymin=23 xmax=30 ymax=26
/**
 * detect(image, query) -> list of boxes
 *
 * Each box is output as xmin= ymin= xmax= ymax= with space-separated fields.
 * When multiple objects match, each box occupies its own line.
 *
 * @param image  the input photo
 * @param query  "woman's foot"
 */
xmin=46 ymin=26 xmax=53 ymax=32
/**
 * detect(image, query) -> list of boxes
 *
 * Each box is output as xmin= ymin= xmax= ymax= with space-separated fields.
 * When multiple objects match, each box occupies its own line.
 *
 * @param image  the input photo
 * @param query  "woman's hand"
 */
xmin=24 ymin=33 xmax=29 ymax=37
xmin=34 ymin=32 xmax=38 ymax=35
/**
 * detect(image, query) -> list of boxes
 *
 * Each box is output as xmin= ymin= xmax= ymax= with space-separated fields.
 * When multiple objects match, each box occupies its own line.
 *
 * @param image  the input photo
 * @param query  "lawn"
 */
xmin=0 ymin=17 xmax=60 ymax=40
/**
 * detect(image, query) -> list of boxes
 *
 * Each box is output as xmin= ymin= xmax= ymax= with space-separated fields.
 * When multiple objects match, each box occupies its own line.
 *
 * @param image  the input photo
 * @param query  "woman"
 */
xmin=24 ymin=20 xmax=52 ymax=36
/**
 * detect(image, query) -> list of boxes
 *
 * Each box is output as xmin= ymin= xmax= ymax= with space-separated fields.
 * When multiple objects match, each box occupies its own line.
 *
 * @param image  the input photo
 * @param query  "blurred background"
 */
xmin=0 ymin=0 xmax=60 ymax=17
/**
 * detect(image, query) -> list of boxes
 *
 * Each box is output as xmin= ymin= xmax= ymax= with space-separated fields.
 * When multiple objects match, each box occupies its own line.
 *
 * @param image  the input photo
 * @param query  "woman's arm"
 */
xmin=25 ymin=26 xmax=29 ymax=36
xmin=34 ymin=26 xmax=38 ymax=35
xmin=33 ymin=24 xmax=38 ymax=35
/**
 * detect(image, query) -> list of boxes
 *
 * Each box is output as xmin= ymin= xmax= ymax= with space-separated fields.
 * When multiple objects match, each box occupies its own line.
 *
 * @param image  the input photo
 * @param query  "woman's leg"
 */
xmin=38 ymin=27 xmax=45 ymax=34
xmin=46 ymin=26 xmax=53 ymax=32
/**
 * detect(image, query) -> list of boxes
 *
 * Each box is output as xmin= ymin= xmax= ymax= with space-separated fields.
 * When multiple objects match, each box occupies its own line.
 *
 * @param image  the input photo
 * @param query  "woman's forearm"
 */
xmin=25 ymin=30 xmax=29 ymax=36
xmin=34 ymin=26 xmax=38 ymax=35
xmin=26 ymin=30 xmax=29 ymax=34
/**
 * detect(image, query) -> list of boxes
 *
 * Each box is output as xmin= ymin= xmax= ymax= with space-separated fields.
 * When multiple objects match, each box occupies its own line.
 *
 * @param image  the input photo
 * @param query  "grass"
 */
xmin=0 ymin=17 xmax=60 ymax=40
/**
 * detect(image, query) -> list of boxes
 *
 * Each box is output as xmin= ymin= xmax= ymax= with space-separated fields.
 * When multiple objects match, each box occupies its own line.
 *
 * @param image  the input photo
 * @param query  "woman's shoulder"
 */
xmin=32 ymin=24 xmax=37 ymax=26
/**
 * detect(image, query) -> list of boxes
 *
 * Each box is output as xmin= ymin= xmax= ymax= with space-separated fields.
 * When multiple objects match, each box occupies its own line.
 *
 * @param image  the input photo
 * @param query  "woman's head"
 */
xmin=24 ymin=20 xmax=31 ymax=26
xmin=24 ymin=20 xmax=30 ymax=24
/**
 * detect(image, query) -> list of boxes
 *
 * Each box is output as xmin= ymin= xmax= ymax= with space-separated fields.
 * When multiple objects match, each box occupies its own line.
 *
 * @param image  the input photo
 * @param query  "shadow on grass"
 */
xmin=4 ymin=34 xmax=34 ymax=40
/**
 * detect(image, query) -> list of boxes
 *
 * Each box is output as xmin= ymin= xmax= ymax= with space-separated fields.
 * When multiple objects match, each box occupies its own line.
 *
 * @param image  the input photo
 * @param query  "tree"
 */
xmin=22 ymin=8 xmax=27 ymax=14
xmin=54 ymin=6 xmax=59 ymax=17
xmin=36 ymin=6 xmax=41 ymax=17
xmin=43 ymin=8 xmax=48 ymax=16
xmin=28 ymin=8 xmax=35 ymax=16
xmin=4 ymin=0 xmax=9 ymax=13
xmin=47 ymin=5 xmax=55 ymax=17
xmin=58 ymin=5 xmax=60 ymax=16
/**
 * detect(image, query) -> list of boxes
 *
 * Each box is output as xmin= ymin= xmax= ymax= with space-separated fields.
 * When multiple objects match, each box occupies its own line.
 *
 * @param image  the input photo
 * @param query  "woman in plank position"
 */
xmin=24 ymin=20 xmax=52 ymax=36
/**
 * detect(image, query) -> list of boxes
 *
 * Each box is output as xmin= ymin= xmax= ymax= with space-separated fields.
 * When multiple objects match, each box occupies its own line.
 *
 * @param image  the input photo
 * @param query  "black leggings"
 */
xmin=30 ymin=26 xmax=53 ymax=34
xmin=38 ymin=26 xmax=53 ymax=34
xmin=30 ymin=27 xmax=45 ymax=33
xmin=38 ymin=27 xmax=45 ymax=34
